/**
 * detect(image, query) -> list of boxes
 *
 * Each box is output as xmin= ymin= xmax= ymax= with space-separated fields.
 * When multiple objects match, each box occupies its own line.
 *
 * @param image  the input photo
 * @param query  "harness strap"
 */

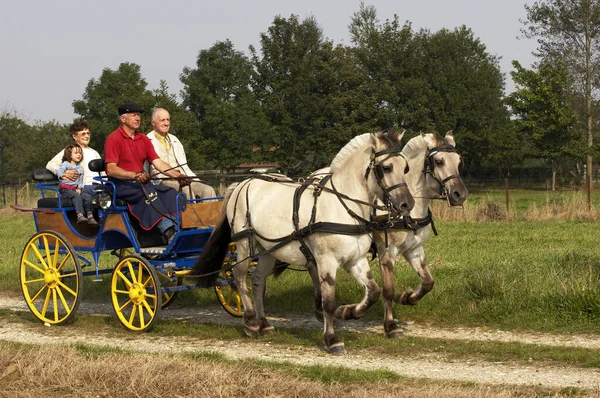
xmin=234 ymin=221 xmax=373 ymax=258
xmin=292 ymin=177 xmax=318 ymax=263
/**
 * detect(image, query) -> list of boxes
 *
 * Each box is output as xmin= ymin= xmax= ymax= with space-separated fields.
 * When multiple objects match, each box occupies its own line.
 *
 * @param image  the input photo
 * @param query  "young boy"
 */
xmin=57 ymin=144 xmax=99 ymax=225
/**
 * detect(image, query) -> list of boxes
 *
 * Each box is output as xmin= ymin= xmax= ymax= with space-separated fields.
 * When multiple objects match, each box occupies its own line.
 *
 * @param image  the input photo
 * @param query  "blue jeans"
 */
xmin=59 ymin=188 xmax=92 ymax=215
xmin=157 ymin=216 xmax=176 ymax=234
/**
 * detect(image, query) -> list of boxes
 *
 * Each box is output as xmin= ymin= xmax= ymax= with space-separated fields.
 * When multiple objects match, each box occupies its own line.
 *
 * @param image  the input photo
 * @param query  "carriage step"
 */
xmin=139 ymin=246 xmax=167 ymax=254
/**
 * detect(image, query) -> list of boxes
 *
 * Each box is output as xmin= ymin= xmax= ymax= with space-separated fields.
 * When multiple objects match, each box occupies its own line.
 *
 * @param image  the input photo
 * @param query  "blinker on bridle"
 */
xmin=364 ymin=147 xmax=410 ymax=212
xmin=425 ymin=144 xmax=462 ymax=200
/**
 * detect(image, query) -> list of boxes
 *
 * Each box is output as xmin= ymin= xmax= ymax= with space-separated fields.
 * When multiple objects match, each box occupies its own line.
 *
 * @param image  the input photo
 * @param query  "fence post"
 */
xmin=505 ymin=177 xmax=510 ymax=221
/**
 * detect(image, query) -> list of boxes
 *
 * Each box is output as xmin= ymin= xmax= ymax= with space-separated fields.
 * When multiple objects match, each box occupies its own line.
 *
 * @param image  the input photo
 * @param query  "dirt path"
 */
xmin=1 ymin=294 xmax=599 ymax=392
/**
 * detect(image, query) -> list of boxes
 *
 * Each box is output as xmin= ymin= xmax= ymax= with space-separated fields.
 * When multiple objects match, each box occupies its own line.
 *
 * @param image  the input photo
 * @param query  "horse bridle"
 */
xmin=424 ymin=144 xmax=462 ymax=202
xmin=365 ymin=147 xmax=409 ymax=212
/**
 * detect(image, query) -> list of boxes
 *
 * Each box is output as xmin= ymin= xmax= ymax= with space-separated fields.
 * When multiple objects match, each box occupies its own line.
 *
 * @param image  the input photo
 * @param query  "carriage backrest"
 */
xmin=31 ymin=169 xmax=58 ymax=183
xmin=88 ymin=158 xmax=105 ymax=173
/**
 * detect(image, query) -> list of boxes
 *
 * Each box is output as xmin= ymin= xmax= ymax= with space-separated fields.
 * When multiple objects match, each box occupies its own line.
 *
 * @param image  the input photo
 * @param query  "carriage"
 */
xmin=12 ymin=130 xmax=465 ymax=354
xmin=12 ymin=159 xmax=250 ymax=332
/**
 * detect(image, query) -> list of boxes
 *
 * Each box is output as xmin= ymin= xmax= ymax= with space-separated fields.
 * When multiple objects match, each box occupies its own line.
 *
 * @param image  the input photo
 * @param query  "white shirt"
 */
xmin=146 ymin=131 xmax=196 ymax=177
xmin=46 ymin=146 xmax=102 ymax=186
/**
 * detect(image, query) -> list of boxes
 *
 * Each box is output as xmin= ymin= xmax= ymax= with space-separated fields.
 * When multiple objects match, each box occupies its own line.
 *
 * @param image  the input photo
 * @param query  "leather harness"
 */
xmin=229 ymin=147 xmax=407 ymax=264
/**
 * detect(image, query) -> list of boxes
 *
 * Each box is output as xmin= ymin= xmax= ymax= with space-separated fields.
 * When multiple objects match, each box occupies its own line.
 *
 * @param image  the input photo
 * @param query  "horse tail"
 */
xmin=189 ymin=191 xmax=233 ymax=288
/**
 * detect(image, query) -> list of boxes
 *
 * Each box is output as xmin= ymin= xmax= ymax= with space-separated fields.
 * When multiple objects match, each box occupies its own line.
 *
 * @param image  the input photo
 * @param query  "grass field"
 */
xmin=2 ymin=199 xmax=599 ymax=336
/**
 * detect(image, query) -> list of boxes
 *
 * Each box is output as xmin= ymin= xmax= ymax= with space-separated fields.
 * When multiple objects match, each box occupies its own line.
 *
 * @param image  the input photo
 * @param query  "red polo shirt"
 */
xmin=104 ymin=126 xmax=159 ymax=172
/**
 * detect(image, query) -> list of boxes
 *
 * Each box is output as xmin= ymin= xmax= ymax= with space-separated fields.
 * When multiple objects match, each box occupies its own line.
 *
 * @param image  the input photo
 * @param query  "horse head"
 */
xmin=367 ymin=130 xmax=415 ymax=216
xmin=421 ymin=131 xmax=468 ymax=206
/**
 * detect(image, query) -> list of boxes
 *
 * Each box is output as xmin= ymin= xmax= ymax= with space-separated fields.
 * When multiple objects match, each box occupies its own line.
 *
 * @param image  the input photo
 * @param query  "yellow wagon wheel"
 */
xmin=119 ymin=248 xmax=178 ymax=309
xmin=111 ymin=255 xmax=162 ymax=331
xmin=20 ymin=231 xmax=83 ymax=325
xmin=214 ymin=243 xmax=256 ymax=317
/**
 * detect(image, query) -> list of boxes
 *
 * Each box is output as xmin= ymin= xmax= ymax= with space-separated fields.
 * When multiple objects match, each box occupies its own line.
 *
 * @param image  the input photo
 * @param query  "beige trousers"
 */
xmin=160 ymin=179 xmax=217 ymax=199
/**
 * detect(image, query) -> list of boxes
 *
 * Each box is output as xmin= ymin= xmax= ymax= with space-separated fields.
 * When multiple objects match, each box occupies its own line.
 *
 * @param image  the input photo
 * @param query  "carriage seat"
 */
xmin=31 ymin=169 xmax=73 ymax=208
xmin=32 ymin=164 xmax=108 ymax=208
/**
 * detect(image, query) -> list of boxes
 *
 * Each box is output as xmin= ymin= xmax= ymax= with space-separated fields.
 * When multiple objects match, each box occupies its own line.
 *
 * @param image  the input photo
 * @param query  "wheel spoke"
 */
xmin=31 ymin=245 xmax=49 ymax=270
xmin=23 ymin=260 xmax=46 ymax=275
xmin=56 ymin=286 xmax=70 ymax=312
xmin=126 ymin=261 xmax=136 ymax=283
xmin=24 ymin=276 xmax=45 ymax=285
xmin=138 ymin=305 xmax=146 ymax=329
xmin=30 ymin=283 xmax=48 ymax=302
xmin=52 ymin=289 xmax=58 ymax=322
xmin=137 ymin=263 xmax=143 ymax=285
xmin=116 ymin=270 xmax=133 ymax=288
xmin=113 ymin=289 xmax=129 ymax=295
xmin=128 ymin=303 xmax=138 ymax=324
xmin=56 ymin=280 xmax=77 ymax=298
xmin=41 ymin=288 xmax=51 ymax=318
xmin=42 ymin=236 xmax=52 ymax=269
xmin=51 ymin=237 xmax=61 ymax=269
xmin=55 ymin=254 xmax=70 ymax=272
xmin=142 ymin=300 xmax=155 ymax=317
xmin=119 ymin=299 xmax=134 ymax=313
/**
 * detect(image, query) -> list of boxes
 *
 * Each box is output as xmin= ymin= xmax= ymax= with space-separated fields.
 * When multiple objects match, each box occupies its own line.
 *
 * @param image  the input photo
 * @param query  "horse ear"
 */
xmin=397 ymin=129 xmax=405 ymax=142
xmin=445 ymin=130 xmax=456 ymax=146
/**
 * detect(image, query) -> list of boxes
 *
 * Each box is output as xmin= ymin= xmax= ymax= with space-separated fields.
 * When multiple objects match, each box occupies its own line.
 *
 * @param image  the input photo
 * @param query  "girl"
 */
xmin=57 ymin=144 xmax=98 ymax=225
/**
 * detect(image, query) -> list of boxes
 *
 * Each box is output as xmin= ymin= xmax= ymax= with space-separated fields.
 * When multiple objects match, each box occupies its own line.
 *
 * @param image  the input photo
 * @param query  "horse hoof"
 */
xmin=244 ymin=326 xmax=260 ymax=338
xmin=327 ymin=342 xmax=347 ymax=355
xmin=260 ymin=325 xmax=277 ymax=335
xmin=386 ymin=328 xmax=404 ymax=339
xmin=334 ymin=305 xmax=358 ymax=320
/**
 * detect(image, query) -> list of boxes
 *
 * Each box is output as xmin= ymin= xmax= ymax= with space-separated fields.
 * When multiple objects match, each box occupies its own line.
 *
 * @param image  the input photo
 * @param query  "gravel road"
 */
xmin=1 ymin=294 xmax=599 ymax=392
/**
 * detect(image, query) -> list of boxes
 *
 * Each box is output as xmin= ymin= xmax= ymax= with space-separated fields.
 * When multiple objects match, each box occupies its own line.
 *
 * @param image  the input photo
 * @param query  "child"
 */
xmin=57 ymin=144 xmax=99 ymax=225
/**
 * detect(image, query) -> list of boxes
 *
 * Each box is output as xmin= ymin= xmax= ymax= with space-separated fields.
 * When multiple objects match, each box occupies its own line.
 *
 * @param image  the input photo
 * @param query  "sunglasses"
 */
xmin=78 ymin=131 xmax=91 ymax=136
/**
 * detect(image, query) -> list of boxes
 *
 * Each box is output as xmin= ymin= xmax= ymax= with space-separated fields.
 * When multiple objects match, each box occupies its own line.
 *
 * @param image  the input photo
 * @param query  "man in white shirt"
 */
xmin=146 ymin=108 xmax=216 ymax=198
xmin=46 ymin=120 xmax=102 ymax=196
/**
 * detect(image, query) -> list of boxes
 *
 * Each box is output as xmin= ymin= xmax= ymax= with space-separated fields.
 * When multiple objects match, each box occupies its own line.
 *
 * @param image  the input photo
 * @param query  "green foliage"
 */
xmin=507 ymin=59 xmax=580 ymax=162
xmin=182 ymin=40 xmax=271 ymax=170
xmin=0 ymin=113 xmax=69 ymax=183
xmin=418 ymin=26 xmax=519 ymax=170
xmin=72 ymin=62 xmax=156 ymax=148
xmin=349 ymin=4 xmax=432 ymax=131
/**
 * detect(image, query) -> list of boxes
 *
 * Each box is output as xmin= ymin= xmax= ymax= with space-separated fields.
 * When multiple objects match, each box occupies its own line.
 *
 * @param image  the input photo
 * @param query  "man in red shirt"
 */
xmin=104 ymin=103 xmax=191 ymax=243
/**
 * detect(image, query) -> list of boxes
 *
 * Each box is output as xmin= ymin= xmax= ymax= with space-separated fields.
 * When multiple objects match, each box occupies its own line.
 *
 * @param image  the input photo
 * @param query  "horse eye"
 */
xmin=382 ymin=165 xmax=393 ymax=173
xmin=435 ymin=159 xmax=444 ymax=167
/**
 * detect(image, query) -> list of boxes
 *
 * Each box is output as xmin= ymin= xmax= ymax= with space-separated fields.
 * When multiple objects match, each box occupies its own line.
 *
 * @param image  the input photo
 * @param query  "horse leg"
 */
xmin=377 ymin=239 xmax=405 ymax=338
xmin=306 ymin=261 xmax=323 ymax=321
xmin=319 ymin=260 xmax=346 ymax=355
xmin=233 ymin=239 xmax=260 ymax=337
xmin=251 ymin=254 xmax=277 ymax=335
xmin=396 ymin=246 xmax=434 ymax=305
xmin=334 ymin=256 xmax=380 ymax=320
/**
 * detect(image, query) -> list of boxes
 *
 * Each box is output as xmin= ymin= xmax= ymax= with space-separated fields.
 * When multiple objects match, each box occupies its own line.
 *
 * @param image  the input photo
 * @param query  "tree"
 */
xmin=349 ymin=3 xmax=433 ymax=131
xmin=181 ymin=40 xmax=271 ymax=171
xmin=522 ymin=0 xmax=600 ymax=196
xmin=0 ymin=112 xmax=68 ymax=183
xmin=506 ymin=60 xmax=579 ymax=189
xmin=417 ymin=26 xmax=518 ymax=171
xmin=72 ymin=62 xmax=155 ymax=148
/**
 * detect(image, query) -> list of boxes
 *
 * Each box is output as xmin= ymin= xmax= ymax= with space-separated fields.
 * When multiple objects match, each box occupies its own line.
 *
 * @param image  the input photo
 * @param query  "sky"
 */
xmin=1 ymin=0 xmax=537 ymax=124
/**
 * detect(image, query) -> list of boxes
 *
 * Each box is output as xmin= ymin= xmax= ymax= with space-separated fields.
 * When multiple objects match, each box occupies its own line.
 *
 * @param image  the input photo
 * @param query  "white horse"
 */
xmin=373 ymin=131 xmax=468 ymax=338
xmin=189 ymin=130 xmax=414 ymax=354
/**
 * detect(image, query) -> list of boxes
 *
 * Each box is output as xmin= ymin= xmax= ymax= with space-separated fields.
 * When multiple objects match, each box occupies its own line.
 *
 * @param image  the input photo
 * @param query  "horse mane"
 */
xmin=402 ymin=133 xmax=445 ymax=159
xmin=330 ymin=133 xmax=372 ymax=173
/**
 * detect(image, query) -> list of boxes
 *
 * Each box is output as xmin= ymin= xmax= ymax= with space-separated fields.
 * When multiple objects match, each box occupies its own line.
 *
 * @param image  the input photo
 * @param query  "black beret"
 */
xmin=118 ymin=103 xmax=144 ymax=116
